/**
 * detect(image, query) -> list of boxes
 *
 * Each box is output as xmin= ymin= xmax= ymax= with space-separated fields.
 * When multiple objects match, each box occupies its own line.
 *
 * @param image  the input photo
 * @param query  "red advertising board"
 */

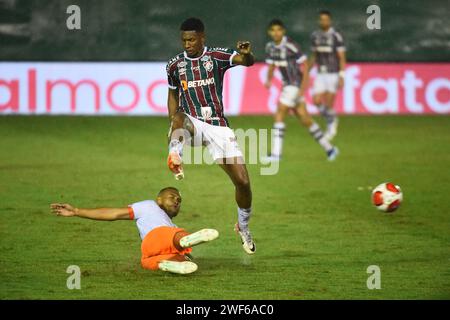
xmin=0 ymin=62 xmax=448 ymax=115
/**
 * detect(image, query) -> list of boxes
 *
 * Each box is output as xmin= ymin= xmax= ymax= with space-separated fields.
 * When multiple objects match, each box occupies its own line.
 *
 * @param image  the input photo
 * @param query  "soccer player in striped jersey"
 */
xmin=263 ymin=19 xmax=338 ymax=162
xmin=165 ymin=18 xmax=256 ymax=254
xmin=309 ymin=10 xmax=346 ymax=141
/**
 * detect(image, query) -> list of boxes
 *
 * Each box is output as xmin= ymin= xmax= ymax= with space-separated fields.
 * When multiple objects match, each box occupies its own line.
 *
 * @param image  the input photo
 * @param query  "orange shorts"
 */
xmin=140 ymin=226 xmax=192 ymax=270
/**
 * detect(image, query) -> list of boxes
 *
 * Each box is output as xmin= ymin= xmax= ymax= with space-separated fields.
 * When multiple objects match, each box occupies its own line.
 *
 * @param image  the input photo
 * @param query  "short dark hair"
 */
xmin=319 ymin=10 xmax=332 ymax=17
xmin=268 ymin=19 xmax=285 ymax=29
xmin=180 ymin=17 xmax=205 ymax=32
xmin=158 ymin=187 xmax=180 ymax=197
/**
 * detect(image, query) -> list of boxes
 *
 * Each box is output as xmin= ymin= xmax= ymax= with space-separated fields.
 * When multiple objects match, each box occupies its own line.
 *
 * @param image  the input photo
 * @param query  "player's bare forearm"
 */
xmin=338 ymin=51 xmax=346 ymax=73
xmin=233 ymin=41 xmax=255 ymax=67
xmin=75 ymin=207 xmax=129 ymax=221
xmin=265 ymin=64 xmax=275 ymax=88
xmin=266 ymin=64 xmax=275 ymax=82
xmin=167 ymin=88 xmax=179 ymax=121
xmin=337 ymin=51 xmax=346 ymax=88
xmin=51 ymin=203 xmax=129 ymax=221
xmin=307 ymin=53 xmax=316 ymax=72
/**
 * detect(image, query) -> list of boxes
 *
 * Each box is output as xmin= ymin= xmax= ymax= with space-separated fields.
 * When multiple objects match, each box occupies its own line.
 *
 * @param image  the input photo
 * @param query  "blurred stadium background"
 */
xmin=1 ymin=0 xmax=449 ymax=61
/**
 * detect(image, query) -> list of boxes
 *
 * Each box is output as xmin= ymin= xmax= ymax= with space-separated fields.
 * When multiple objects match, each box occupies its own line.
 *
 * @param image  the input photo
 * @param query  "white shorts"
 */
xmin=279 ymin=85 xmax=304 ymax=108
xmin=313 ymin=73 xmax=339 ymax=94
xmin=185 ymin=113 xmax=243 ymax=161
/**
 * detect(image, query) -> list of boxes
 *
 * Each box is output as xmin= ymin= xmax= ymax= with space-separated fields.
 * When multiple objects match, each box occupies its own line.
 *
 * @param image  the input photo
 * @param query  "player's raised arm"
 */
xmin=299 ymin=60 xmax=310 ymax=97
xmin=51 ymin=203 xmax=130 ymax=221
xmin=335 ymin=30 xmax=346 ymax=88
xmin=265 ymin=63 xmax=275 ymax=88
xmin=232 ymin=41 xmax=255 ymax=67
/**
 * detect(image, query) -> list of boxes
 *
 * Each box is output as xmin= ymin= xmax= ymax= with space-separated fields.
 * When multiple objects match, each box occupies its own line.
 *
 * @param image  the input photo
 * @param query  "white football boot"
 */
xmin=327 ymin=146 xmax=339 ymax=162
xmin=179 ymin=229 xmax=219 ymax=248
xmin=158 ymin=260 xmax=198 ymax=274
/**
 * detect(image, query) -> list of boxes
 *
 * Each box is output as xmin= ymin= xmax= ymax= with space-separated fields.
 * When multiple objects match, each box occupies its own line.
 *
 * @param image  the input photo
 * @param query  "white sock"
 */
xmin=324 ymin=108 xmax=337 ymax=126
xmin=238 ymin=207 xmax=252 ymax=231
xmin=309 ymin=122 xmax=333 ymax=152
xmin=169 ymin=139 xmax=184 ymax=156
xmin=271 ymin=122 xmax=285 ymax=158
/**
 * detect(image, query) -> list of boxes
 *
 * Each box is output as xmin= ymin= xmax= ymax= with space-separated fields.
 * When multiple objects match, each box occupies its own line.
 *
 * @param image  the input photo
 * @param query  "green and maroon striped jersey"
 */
xmin=166 ymin=46 xmax=238 ymax=127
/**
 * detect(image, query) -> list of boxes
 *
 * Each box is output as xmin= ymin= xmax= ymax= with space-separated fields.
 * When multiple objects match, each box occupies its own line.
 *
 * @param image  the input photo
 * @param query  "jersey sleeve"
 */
xmin=210 ymin=48 xmax=238 ymax=70
xmin=166 ymin=63 xmax=179 ymax=90
xmin=265 ymin=43 xmax=274 ymax=65
xmin=334 ymin=31 xmax=345 ymax=52
xmin=128 ymin=200 xmax=151 ymax=220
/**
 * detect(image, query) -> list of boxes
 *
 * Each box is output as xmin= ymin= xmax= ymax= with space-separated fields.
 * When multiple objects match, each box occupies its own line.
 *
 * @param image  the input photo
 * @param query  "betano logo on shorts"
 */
xmin=181 ymin=77 xmax=215 ymax=91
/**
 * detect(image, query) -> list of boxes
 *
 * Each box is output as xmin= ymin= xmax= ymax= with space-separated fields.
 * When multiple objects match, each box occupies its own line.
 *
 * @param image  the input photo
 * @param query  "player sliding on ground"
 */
xmin=263 ymin=19 xmax=338 ymax=162
xmin=309 ymin=10 xmax=346 ymax=141
xmin=165 ymin=18 xmax=256 ymax=254
xmin=51 ymin=187 xmax=218 ymax=275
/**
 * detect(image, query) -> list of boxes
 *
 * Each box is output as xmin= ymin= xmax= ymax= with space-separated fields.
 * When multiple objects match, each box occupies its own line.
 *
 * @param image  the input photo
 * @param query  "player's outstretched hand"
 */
xmin=51 ymin=203 xmax=76 ymax=217
xmin=237 ymin=41 xmax=251 ymax=54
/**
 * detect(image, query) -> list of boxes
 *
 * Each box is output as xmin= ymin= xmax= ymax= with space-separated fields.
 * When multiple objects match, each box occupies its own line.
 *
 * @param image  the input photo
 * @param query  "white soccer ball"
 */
xmin=371 ymin=182 xmax=403 ymax=212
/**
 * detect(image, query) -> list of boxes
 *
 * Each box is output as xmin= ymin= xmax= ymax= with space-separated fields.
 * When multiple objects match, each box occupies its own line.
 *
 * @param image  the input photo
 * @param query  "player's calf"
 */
xmin=219 ymin=163 xmax=256 ymax=254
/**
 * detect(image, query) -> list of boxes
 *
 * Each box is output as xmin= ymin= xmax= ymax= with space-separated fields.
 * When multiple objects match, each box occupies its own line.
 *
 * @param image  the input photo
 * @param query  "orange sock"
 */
xmin=173 ymin=231 xmax=190 ymax=251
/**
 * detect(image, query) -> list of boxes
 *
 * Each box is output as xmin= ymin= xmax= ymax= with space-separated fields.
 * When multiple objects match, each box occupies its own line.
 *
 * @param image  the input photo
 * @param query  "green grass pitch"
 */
xmin=0 ymin=115 xmax=449 ymax=299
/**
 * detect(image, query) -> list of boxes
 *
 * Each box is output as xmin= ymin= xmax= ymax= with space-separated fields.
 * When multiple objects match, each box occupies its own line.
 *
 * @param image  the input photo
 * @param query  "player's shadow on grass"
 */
xmin=149 ymin=257 xmax=259 ymax=277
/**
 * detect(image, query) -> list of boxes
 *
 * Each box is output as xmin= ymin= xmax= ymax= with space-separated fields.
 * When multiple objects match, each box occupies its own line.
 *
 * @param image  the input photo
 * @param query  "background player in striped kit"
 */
xmin=166 ymin=18 xmax=256 ymax=255
xmin=309 ymin=10 xmax=346 ymax=141
xmin=263 ymin=19 xmax=338 ymax=162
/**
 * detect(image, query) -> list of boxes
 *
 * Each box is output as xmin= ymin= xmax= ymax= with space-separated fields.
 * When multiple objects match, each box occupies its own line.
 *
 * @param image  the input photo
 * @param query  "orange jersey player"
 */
xmin=51 ymin=187 xmax=218 ymax=274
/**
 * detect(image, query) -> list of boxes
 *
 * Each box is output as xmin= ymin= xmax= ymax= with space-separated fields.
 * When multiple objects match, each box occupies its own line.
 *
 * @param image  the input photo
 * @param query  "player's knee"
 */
xmin=301 ymin=114 xmax=312 ymax=126
xmin=301 ymin=117 xmax=312 ymax=127
xmin=235 ymin=174 xmax=251 ymax=191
